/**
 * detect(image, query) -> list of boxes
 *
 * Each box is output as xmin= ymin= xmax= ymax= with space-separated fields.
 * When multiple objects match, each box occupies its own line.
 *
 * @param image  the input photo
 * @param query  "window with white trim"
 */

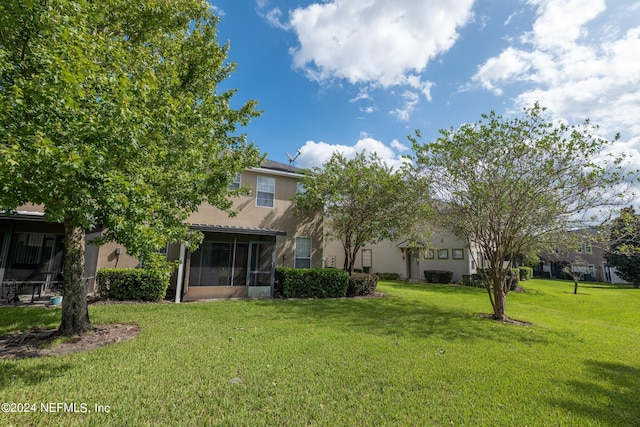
xmin=361 ymin=249 xmax=372 ymax=268
xmin=256 ymin=176 xmax=275 ymax=207
xmin=295 ymin=237 xmax=312 ymax=269
xmin=229 ymin=173 xmax=241 ymax=190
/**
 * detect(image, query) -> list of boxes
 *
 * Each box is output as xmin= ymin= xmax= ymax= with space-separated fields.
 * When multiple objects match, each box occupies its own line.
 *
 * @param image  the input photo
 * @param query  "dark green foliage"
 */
xmin=275 ymin=268 xmax=349 ymax=299
xmin=424 ymin=270 xmax=454 ymax=284
xmin=375 ymin=272 xmax=401 ymax=281
xmin=518 ymin=267 xmax=533 ymax=281
xmin=96 ymin=268 xmax=170 ymax=301
xmin=605 ymin=206 xmax=640 ymax=288
xmin=347 ymin=273 xmax=379 ymax=297
xmin=461 ymin=275 xmax=485 ymax=288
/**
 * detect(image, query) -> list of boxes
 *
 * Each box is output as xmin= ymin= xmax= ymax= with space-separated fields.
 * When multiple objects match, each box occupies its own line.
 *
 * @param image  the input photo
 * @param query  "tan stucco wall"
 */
xmin=323 ymin=227 xmax=475 ymax=282
xmin=186 ymin=168 xmax=323 ymax=270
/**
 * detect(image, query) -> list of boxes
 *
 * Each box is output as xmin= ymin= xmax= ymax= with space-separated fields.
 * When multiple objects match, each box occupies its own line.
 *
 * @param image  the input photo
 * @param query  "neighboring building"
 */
xmin=323 ymin=227 xmax=479 ymax=282
xmin=1 ymin=160 xmax=323 ymax=301
xmin=536 ymin=228 xmax=628 ymax=284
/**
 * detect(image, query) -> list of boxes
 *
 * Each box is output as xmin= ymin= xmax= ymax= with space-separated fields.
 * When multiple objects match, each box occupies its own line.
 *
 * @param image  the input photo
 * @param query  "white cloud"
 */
xmin=472 ymin=0 xmax=640 ymax=203
xmin=390 ymin=91 xmax=420 ymax=122
xmin=473 ymin=0 xmax=640 ymax=133
xmin=274 ymin=0 xmax=473 ymax=120
xmin=287 ymin=0 xmax=473 ymax=87
xmin=296 ymin=136 xmax=410 ymax=169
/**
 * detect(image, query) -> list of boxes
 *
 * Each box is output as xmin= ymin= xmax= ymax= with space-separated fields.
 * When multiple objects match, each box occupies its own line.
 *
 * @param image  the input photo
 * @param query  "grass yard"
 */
xmin=1 ymin=279 xmax=639 ymax=426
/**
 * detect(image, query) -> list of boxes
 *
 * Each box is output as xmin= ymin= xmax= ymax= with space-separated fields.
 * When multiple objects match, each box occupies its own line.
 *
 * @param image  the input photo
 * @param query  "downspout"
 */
xmin=174 ymin=243 xmax=186 ymax=303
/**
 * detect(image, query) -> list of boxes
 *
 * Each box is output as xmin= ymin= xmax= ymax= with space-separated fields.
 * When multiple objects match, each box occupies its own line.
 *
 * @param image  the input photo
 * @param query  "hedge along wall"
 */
xmin=424 ymin=270 xmax=454 ymax=284
xmin=96 ymin=268 xmax=171 ymax=301
xmin=275 ymin=268 xmax=349 ymax=299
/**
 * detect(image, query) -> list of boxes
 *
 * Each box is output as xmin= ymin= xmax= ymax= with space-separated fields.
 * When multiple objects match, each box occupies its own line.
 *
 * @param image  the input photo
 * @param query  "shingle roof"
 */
xmin=260 ymin=159 xmax=304 ymax=173
xmin=189 ymin=223 xmax=286 ymax=236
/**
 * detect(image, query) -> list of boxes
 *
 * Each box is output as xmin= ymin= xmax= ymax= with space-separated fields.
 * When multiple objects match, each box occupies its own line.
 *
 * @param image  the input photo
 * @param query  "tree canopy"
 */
xmin=605 ymin=206 xmax=640 ymax=288
xmin=410 ymin=103 xmax=634 ymax=320
xmin=293 ymin=151 xmax=429 ymax=274
xmin=0 ymin=0 xmax=261 ymax=334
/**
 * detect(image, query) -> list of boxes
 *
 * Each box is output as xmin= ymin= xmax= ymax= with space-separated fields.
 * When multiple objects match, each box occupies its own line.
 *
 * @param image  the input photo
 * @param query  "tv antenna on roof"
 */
xmin=286 ymin=149 xmax=301 ymax=167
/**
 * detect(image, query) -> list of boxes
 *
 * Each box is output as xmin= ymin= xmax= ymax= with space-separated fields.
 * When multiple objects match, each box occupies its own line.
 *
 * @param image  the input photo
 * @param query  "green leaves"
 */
xmin=294 ymin=151 xmax=429 ymax=273
xmin=410 ymin=103 xmax=635 ymax=318
xmin=0 ymin=0 xmax=262 ymax=259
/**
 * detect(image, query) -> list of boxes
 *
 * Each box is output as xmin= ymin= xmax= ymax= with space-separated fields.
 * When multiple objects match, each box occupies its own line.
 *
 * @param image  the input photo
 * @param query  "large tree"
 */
xmin=293 ymin=151 xmax=429 ymax=274
xmin=605 ymin=206 xmax=640 ymax=288
xmin=410 ymin=104 xmax=633 ymax=321
xmin=0 ymin=0 xmax=261 ymax=334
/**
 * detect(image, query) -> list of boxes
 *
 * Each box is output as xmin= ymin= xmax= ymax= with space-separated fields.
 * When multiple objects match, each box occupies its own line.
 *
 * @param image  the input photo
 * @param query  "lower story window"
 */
xmin=295 ymin=237 xmax=312 ymax=269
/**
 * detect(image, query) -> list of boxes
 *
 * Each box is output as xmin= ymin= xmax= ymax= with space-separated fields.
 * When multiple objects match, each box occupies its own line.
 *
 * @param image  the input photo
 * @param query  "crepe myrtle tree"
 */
xmin=409 ymin=103 xmax=635 ymax=321
xmin=0 ymin=0 xmax=262 ymax=335
xmin=562 ymin=259 xmax=590 ymax=295
xmin=293 ymin=151 xmax=430 ymax=275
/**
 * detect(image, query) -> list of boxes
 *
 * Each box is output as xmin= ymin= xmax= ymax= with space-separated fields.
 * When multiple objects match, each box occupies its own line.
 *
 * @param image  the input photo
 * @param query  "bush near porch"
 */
xmin=96 ymin=268 xmax=170 ymax=301
xmin=275 ymin=268 xmax=349 ymax=298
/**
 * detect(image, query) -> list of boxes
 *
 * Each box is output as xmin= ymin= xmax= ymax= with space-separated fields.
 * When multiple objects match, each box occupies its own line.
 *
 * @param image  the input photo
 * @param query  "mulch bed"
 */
xmin=0 ymin=323 xmax=140 ymax=360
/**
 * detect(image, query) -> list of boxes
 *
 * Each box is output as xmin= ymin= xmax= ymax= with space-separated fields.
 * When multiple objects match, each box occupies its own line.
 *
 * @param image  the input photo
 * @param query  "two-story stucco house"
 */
xmin=0 ymin=160 xmax=323 ymax=302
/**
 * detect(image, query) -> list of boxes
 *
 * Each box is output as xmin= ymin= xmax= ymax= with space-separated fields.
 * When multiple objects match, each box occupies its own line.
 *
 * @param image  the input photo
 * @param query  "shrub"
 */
xmin=347 ymin=273 xmax=379 ymax=297
xmin=461 ymin=274 xmax=485 ymax=288
xmin=275 ymin=268 xmax=349 ymax=299
xmin=424 ymin=270 xmax=454 ymax=284
xmin=96 ymin=268 xmax=170 ymax=301
xmin=518 ymin=266 xmax=533 ymax=281
xmin=375 ymin=272 xmax=400 ymax=281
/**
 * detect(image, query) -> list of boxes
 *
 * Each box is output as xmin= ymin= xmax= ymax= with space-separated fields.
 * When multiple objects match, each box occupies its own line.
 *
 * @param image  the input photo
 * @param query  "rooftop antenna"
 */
xmin=286 ymin=149 xmax=301 ymax=168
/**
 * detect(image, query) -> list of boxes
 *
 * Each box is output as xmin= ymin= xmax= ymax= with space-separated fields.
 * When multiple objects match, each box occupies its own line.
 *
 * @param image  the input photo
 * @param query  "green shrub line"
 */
xmin=96 ymin=268 xmax=170 ymax=301
xmin=424 ymin=270 xmax=454 ymax=284
xmin=275 ymin=268 xmax=379 ymax=298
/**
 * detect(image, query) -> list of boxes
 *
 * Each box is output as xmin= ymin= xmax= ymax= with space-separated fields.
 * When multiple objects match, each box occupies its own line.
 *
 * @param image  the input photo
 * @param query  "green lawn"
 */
xmin=1 ymin=279 xmax=638 ymax=426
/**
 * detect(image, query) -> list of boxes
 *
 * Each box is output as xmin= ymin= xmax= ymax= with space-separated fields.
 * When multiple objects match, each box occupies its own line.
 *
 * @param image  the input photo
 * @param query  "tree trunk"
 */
xmin=574 ymin=279 xmax=578 ymax=294
xmin=59 ymin=217 xmax=91 ymax=336
xmin=491 ymin=270 xmax=508 ymax=321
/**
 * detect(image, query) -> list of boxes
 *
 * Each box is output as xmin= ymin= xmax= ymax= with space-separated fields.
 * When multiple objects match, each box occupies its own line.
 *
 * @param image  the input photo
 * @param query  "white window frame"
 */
xmin=256 ymin=176 xmax=275 ymax=208
xmin=229 ymin=173 xmax=242 ymax=190
xmin=361 ymin=249 xmax=372 ymax=268
xmin=294 ymin=237 xmax=312 ymax=269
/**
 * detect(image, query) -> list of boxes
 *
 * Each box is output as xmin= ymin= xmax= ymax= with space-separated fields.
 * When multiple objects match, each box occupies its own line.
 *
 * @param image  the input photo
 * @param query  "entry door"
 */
xmin=247 ymin=241 xmax=274 ymax=297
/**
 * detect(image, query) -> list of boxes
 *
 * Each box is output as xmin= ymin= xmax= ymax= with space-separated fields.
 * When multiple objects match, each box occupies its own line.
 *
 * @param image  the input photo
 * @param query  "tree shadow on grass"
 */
xmin=550 ymin=360 xmax=640 ymax=426
xmin=0 ymin=361 xmax=73 ymax=390
xmin=0 ymin=307 xmax=60 ymax=337
xmin=263 ymin=286 xmax=545 ymax=346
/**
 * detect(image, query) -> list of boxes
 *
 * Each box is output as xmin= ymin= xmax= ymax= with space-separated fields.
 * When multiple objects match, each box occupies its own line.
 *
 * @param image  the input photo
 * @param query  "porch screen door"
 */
xmin=247 ymin=241 xmax=274 ymax=297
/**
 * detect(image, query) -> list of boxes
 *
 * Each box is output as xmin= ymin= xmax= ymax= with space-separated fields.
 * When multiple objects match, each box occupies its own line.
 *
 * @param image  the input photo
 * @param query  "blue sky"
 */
xmin=211 ymin=0 xmax=640 ymax=178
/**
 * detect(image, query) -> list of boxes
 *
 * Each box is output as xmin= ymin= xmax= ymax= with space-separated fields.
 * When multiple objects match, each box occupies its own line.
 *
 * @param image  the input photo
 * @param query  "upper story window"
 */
xmin=256 ymin=176 xmax=275 ymax=207
xmin=229 ymin=173 xmax=241 ymax=190
xmin=585 ymin=243 xmax=592 ymax=254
